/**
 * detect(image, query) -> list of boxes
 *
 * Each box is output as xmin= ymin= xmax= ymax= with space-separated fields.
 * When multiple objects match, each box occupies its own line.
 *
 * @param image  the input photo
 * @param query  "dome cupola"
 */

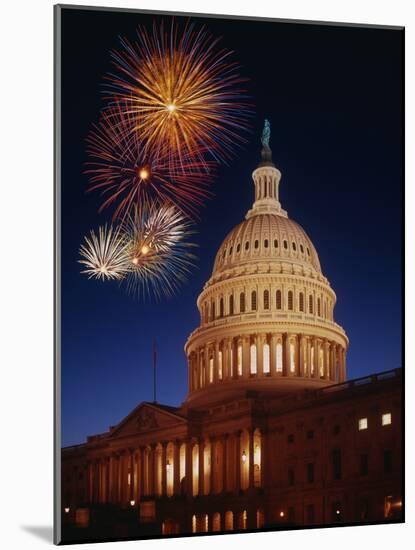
xmin=184 ymin=121 xmax=348 ymax=409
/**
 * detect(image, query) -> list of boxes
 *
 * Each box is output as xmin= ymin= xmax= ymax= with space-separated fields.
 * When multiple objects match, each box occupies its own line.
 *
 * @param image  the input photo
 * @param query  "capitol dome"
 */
xmin=185 ymin=124 xmax=348 ymax=408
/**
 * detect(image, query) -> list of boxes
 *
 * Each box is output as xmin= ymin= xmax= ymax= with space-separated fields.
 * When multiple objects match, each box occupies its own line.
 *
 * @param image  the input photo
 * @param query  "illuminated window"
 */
xmin=263 ymin=343 xmax=270 ymax=374
xmin=225 ymin=511 xmax=234 ymax=531
xmin=250 ymin=344 xmax=257 ymax=374
xmin=309 ymin=295 xmax=313 ymax=314
xmin=240 ymin=293 xmax=245 ymax=313
xmin=240 ymin=510 xmax=247 ymax=530
xmin=212 ymin=512 xmax=221 ymax=532
xmin=382 ymin=413 xmax=392 ymax=426
xmin=251 ymin=290 xmax=257 ymax=311
xmin=218 ymin=351 xmax=223 ymax=380
xmin=276 ymin=342 xmax=283 ymax=372
xmin=237 ymin=344 xmax=243 ymax=376
xmin=209 ymin=357 xmax=214 ymax=383
xmin=276 ymin=290 xmax=282 ymax=310
xmin=299 ymin=292 xmax=304 ymax=312
xmin=289 ymin=341 xmax=296 ymax=373
xmin=264 ymin=290 xmax=270 ymax=310
xmin=358 ymin=418 xmax=368 ymax=431
xmin=229 ymin=294 xmax=234 ymax=315
xmin=288 ymin=291 xmax=293 ymax=310
xmin=192 ymin=514 xmax=197 ymax=533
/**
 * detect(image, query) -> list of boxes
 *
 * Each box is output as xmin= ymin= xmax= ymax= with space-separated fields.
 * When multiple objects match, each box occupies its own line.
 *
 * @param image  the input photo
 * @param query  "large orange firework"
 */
xmin=85 ymin=105 xmax=213 ymax=220
xmin=105 ymin=20 xmax=252 ymax=165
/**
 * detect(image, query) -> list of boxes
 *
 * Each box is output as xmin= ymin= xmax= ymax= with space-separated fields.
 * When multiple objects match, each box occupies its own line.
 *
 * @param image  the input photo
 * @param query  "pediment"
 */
xmin=109 ymin=402 xmax=186 ymax=438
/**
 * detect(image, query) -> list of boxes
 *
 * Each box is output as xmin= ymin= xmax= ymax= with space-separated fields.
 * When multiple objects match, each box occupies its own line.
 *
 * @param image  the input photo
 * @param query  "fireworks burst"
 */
xmin=86 ymin=105 xmax=213 ymax=220
xmin=78 ymin=225 xmax=129 ymax=281
xmin=122 ymin=203 xmax=197 ymax=299
xmin=105 ymin=20 xmax=252 ymax=165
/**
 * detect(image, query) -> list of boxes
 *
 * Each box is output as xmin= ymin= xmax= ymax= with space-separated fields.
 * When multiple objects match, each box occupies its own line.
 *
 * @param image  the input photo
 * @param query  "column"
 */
xmin=235 ymin=431 xmax=241 ymax=493
xmin=313 ymin=337 xmax=319 ymax=378
xmin=299 ymin=334 xmax=305 ymax=377
xmin=140 ymin=448 xmax=146 ymax=497
xmin=214 ymin=341 xmax=220 ymax=383
xmin=173 ymin=440 xmax=181 ymax=496
xmin=329 ymin=343 xmax=335 ymax=381
xmin=150 ymin=444 xmax=157 ymax=496
xmin=257 ymin=334 xmax=264 ymax=376
xmin=324 ymin=340 xmax=330 ymax=380
xmin=242 ymin=336 xmax=250 ymax=378
xmin=282 ymin=333 xmax=289 ymax=376
xmin=270 ymin=335 xmax=277 ymax=377
xmin=210 ymin=438 xmax=216 ymax=494
xmin=222 ymin=434 xmax=228 ymax=492
xmin=260 ymin=429 xmax=266 ymax=488
xmin=185 ymin=439 xmax=193 ymax=497
xmin=307 ymin=337 xmax=312 ymax=377
xmin=105 ymin=456 xmax=110 ymax=503
xmin=295 ymin=336 xmax=300 ymax=376
xmin=161 ymin=442 xmax=167 ymax=496
xmin=248 ymin=429 xmax=255 ymax=489
xmin=198 ymin=439 xmax=205 ymax=496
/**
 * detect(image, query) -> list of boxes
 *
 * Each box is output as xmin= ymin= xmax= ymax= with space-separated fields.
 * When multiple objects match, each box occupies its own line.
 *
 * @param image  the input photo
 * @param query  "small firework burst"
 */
xmin=104 ymin=20 xmax=252 ymax=165
xmin=85 ymin=105 xmax=212 ymax=220
xmin=78 ymin=225 xmax=129 ymax=281
xmin=122 ymin=203 xmax=197 ymax=299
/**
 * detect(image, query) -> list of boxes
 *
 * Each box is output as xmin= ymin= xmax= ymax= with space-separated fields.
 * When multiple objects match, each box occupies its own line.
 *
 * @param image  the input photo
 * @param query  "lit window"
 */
xmin=263 ymin=343 xmax=270 ymax=374
xmin=250 ymin=344 xmax=257 ymax=374
xmin=382 ymin=413 xmax=392 ymax=426
xmin=358 ymin=418 xmax=368 ymax=431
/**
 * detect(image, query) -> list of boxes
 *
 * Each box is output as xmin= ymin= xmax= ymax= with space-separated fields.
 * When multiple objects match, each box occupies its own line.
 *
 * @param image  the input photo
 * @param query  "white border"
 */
xmin=1 ymin=1 xmax=411 ymax=549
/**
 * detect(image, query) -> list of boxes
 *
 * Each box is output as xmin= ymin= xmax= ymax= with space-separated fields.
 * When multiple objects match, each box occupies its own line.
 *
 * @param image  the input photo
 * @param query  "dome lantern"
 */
xmin=246 ymin=119 xmax=288 ymax=219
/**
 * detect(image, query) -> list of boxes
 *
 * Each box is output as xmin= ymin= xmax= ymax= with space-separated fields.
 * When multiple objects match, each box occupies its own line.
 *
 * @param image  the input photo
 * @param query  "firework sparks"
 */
xmin=78 ymin=225 xmax=129 ymax=281
xmin=122 ymin=203 xmax=197 ymax=299
xmin=105 ymin=20 xmax=252 ymax=165
xmin=85 ymin=105 xmax=213 ymax=220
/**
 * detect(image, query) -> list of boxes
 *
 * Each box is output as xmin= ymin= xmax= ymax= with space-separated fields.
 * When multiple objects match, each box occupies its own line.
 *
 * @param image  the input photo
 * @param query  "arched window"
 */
xmin=211 ymin=301 xmax=216 ymax=321
xmin=276 ymin=290 xmax=282 ymax=310
xmin=250 ymin=344 xmax=257 ymax=374
xmin=288 ymin=290 xmax=294 ymax=310
xmin=274 ymin=239 xmax=279 ymax=248
xmin=245 ymin=241 xmax=249 ymax=251
xmin=229 ymin=246 xmax=233 ymax=255
xmin=299 ymin=292 xmax=304 ymax=312
xmin=251 ymin=290 xmax=257 ymax=311
xmin=317 ymin=297 xmax=321 ymax=317
xmin=212 ymin=512 xmax=221 ymax=532
xmin=264 ymin=290 xmax=270 ymax=310
xmin=219 ymin=297 xmax=224 ymax=318
xmin=240 ymin=292 xmax=245 ymax=313
xmin=283 ymin=240 xmax=288 ymax=249
xmin=309 ymin=295 xmax=314 ymax=314
xmin=292 ymin=242 xmax=297 ymax=251
xmin=236 ymin=243 xmax=241 ymax=253
xmin=229 ymin=294 xmax=234 ymax=315
xmin=307 ymin=247 xmax=310 ymax=256
xmin=264 ymin=239 xmax=269 ymax=248
xmin=254 ymin=239 xmax=259 ymax=249
xmin=300 ymin=244 xmax=304 ymax=253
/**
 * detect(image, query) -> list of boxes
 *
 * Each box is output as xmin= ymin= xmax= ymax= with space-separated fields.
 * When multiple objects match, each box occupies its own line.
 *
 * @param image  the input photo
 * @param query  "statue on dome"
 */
xmin=261 ymin=118 xmax=271 ymax=150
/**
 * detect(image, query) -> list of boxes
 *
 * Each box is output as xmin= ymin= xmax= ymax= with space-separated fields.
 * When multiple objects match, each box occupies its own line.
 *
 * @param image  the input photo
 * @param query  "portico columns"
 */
xmin=242 ymin=336 xmax=250 ymax=378
xmin=185 ymin=439 xmax=193 ymax=497
xmin=248 ymin=429 xmax=255 ymax=489
xmin=270 ymin=334 xmax=277 ymax=376
xmin=282 ymin=333 xmax=289 ymax=376
xmin=198 ymin=439 xmax=205 ymax=496
xmin=256 ymin=334 xmax=264 ymax=376
xmin=173 ymin=440 xmax=181 ymax=496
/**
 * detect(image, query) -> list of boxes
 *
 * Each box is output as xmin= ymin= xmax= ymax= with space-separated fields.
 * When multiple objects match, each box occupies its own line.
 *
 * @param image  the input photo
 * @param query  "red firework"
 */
xmin=85 ymin=105 xmax=213 ymax=220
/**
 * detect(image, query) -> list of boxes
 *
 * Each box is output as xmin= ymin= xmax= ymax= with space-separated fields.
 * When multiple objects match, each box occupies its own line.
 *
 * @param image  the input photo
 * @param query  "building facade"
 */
xmin=61 ymin=133 xmax=402 ymax=540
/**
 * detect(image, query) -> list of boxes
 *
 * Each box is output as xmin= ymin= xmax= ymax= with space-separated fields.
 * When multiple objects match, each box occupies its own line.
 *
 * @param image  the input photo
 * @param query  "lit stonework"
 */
xmin=185 ymin=138 xmax=348 ymax=407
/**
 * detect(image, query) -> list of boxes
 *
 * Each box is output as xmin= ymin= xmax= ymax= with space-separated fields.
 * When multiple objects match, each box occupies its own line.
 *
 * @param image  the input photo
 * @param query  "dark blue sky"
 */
xmin=60 ymin=8 xmax=403 ymax=447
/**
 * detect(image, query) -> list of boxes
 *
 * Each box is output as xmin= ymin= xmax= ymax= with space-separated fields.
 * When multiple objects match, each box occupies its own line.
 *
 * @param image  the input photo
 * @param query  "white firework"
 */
xmin=79 ymin=225 xmax=129 ymax=281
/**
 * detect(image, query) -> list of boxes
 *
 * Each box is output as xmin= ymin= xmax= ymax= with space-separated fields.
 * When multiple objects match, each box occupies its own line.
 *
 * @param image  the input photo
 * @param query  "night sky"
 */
xmin=60 ymin=7 xmax=403 ymax=448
